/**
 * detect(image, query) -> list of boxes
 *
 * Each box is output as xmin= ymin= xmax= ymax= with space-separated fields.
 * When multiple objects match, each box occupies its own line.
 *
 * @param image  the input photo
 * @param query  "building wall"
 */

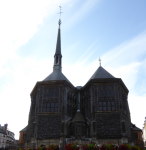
xmin=0 ymin=124 xmax=15 ymax=148
xmin=6 ymin=130 xmax=15 ymax=148
xmin=27 ymin=82 xmax=78 ymax=144
xmin=37 ymin=114 xmax=61 ymax=140
xmin=143 ymin=121 xmax=146 ymax=146
xmin=0 ymin=133 xmax=6 ymax=148
xmin=19 ymin=132 xmax=27 ymax=146
xmin=132 ymin=130 xmax=143 ymax=147
xmin=96 ymin=112 xmax=121 ymax=139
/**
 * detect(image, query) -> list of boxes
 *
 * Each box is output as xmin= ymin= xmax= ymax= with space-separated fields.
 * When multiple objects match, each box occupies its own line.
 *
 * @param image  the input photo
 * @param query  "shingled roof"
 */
xmin=55 ymin=26 xmax=61 ymax=55
xmin=89 ymin=66 xmax=115 ymax=80
xmin=71 ymin=110 xmax=86 ymax=122
xmin=131 ymin=123 xmax=142 ymax=131
xmin=43 ymin=70 xmax=73 ymax=85
xmin=20 ymin=125 xmax=28 ymax=132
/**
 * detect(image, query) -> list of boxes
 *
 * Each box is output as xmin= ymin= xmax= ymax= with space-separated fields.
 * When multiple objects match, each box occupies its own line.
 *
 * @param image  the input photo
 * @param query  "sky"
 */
xmin=0 ymin=0 xmax=146 ymax=139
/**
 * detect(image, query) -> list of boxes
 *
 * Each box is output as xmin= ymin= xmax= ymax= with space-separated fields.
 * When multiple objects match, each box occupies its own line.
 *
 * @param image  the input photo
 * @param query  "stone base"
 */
xmin=26 ymin=139 xmax=60 ymax=148
xmin=93 ymin=138 xmax=129 ymax=146
xmin=65 ymin=138 xmax=92 ymax=145
xmin=25 ymin=137 xmax=134 ymax=149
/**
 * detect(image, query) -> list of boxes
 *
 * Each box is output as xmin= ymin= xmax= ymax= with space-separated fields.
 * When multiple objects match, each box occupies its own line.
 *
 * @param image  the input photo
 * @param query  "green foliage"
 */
xmin=38 ymin=147 xmax=44 ymax=150
xmin=107 ymin=143 xmax=115 ymax=150
xmin=126 ymin=144 xmax=132 ymax=150
xmin=132 ymin=146 xmax=141 ymax=150
xmin=88 ymin=144 xmax=95 ymax=150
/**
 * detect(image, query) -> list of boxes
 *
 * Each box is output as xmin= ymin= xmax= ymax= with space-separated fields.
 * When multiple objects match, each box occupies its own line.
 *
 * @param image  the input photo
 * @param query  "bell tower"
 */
xmin=53 ymin=19 xmax=62 ymax=72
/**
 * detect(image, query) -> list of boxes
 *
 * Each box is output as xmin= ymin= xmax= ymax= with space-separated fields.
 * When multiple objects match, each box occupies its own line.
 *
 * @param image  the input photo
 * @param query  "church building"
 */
xmin=19 ymin=19 xmax=143 ymax=148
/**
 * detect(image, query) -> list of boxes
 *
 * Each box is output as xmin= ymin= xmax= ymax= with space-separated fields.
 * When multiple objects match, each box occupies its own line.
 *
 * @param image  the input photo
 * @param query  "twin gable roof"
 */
xmin=42 ymin=20 xmax=116 ymax=86
xmin=43 ymin=66 xmax=115 ymax=86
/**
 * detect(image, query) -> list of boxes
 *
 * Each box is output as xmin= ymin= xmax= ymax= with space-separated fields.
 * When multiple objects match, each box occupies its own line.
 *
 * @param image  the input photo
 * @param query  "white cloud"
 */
xmin=100 ymin=31 xmax=146 ymax=67
xmin=64 ymin=0 xmax=101 ymax=30
xmin=106 ymin=62 xmax=140 ymax=91
xmin=0 ymin=0 xmax=70 ymax=139
xmin=0 ymin=57 xmax=53 ymax=139
xmin=128 ymin=94 xmax=146 ymax=129
xmin=0 ymin=0 xmax=68 ymax=66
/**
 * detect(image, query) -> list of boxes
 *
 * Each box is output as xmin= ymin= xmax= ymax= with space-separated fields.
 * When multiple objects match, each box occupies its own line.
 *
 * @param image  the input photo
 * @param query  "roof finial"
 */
xmin=99 ymin=57 xmax=101 ymax=66
xmin=58 ymin=6 xmax=63 ymax=26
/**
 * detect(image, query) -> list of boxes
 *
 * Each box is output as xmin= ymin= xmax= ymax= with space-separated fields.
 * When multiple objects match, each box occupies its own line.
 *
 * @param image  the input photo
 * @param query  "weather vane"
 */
xmin=58 ymin=6 xmax=63 ymax=25
xmin=99 ymin=57 xmax=101 ymax=66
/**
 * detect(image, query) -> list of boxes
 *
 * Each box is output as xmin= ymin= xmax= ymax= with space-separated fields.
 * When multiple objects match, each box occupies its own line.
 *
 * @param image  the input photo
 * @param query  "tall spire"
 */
xmin=53 ymin=19 xmax=62 ymax=72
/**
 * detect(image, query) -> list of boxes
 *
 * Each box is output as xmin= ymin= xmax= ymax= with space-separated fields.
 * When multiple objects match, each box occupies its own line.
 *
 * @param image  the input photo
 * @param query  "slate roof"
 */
xmin=89 ymin=66 xmax=115 ymax=80
xmin=0 ymin=128 xmax=6 ymax=135
xmin=131 ymin=123 xmax=142 ymax=131
xmin=71 ymin=110 xmax=86 ymax=122
xmin=55 ymin=27 xmax=62 ymax=55
xmin=43 ymin=70 xmax=73 ymax=85
xmin=20 ymin=125 xmax=28 ymax=132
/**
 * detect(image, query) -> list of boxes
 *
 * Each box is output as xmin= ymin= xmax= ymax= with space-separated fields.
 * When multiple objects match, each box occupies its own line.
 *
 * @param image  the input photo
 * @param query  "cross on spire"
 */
xmin=58 ymin=6 xmax=63 ymax=19
xmin=99 ymin=57 xmax=101 ymax=66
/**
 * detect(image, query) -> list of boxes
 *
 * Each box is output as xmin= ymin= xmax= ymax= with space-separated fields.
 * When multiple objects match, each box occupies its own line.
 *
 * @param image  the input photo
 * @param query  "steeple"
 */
xmin=53 ymin=19 xmax=62 ymax=72
xmin=43 ymin=17 xmax=73 ymax=86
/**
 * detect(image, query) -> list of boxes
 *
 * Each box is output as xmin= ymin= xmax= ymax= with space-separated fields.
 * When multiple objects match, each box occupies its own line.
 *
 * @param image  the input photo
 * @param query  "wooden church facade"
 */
xmin=19 ymin=19 xmax=143 ymax=148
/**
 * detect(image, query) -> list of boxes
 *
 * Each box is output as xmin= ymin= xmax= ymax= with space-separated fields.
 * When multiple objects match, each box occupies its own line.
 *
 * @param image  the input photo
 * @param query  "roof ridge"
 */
xmin=71 ymin=110 xmax=85 ymax=122
xmin=43 ymin=70 xmax=74 ymax=86
xmin=89 ymin=66 xmax=115 ymax=80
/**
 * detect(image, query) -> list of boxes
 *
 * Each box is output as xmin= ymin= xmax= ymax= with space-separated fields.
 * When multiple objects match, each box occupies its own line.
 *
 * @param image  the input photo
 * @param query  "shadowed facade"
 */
xmin=19 ymin=19 xmax=143 ymax=148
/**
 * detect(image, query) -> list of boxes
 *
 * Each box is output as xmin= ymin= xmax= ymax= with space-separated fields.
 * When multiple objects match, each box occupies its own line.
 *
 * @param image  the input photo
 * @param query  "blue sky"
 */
xmin=0 ymin=0 xmax=146 ymax=139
